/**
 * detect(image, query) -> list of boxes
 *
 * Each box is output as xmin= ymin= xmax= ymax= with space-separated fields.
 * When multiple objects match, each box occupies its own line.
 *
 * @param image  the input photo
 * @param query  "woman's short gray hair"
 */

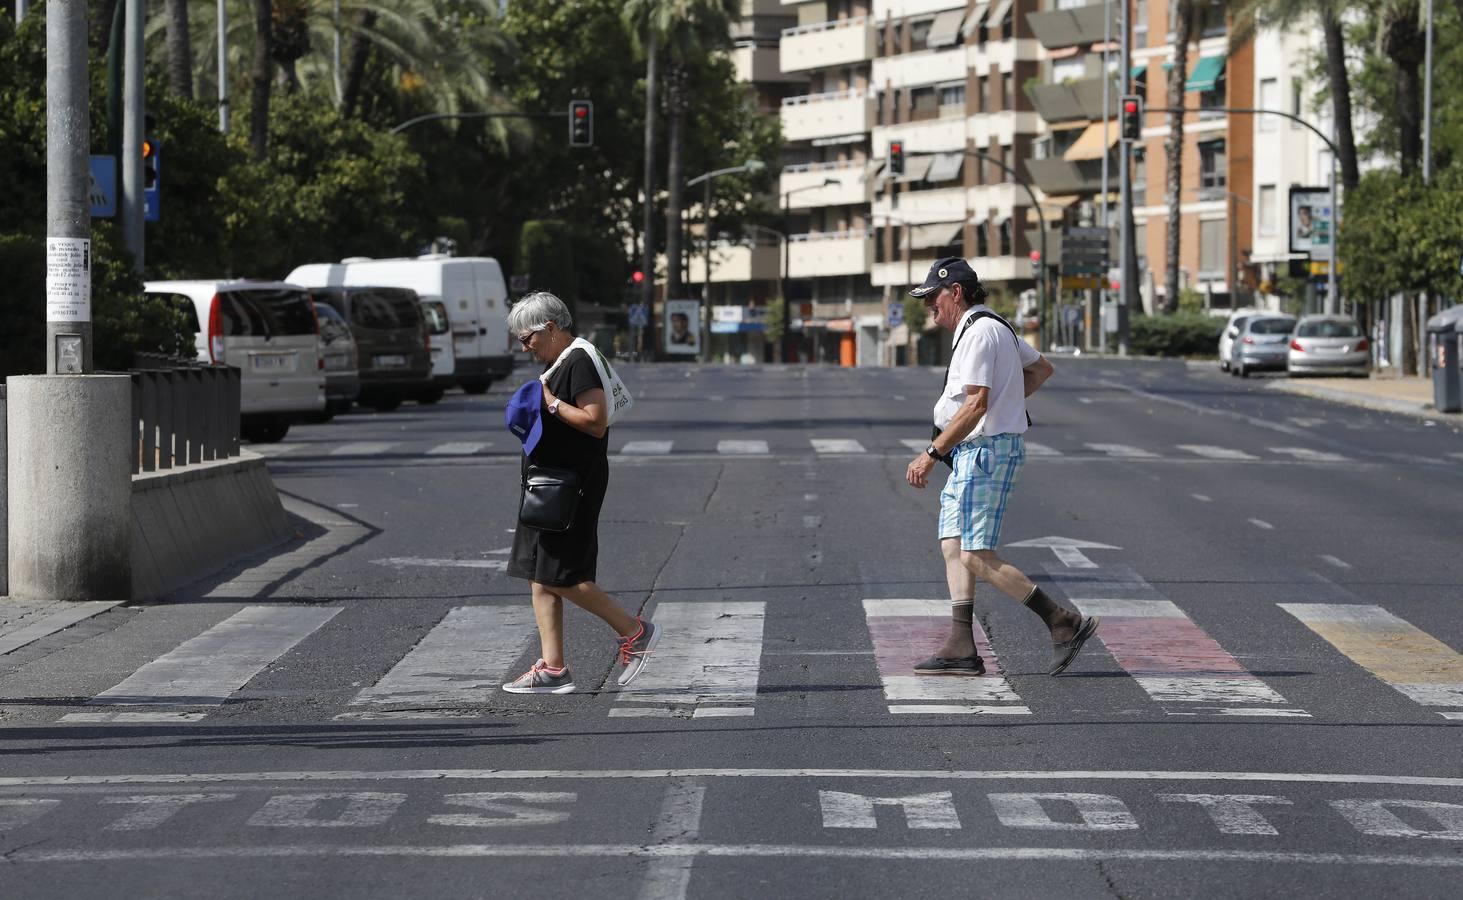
xmin=508 ymin=291 xmax=573 ymax=334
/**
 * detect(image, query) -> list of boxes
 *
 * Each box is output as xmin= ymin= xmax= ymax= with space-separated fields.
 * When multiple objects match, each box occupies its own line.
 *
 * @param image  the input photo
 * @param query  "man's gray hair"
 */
xmin=508 ymin=291 xmax=573 ymax=334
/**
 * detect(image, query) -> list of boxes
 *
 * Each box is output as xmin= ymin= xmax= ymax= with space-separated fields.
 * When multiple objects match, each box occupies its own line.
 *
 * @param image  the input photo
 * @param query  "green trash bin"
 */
xmin=1426 ymin=306 xmax=1463 ymax=414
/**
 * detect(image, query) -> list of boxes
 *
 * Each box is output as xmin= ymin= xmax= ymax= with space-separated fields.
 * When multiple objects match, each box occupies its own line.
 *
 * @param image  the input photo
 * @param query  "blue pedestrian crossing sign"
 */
xmin=89 ymin=155 xmax=116 ymax=218
xmin=628 ymin=304 xmax=649 ymax=328
xmin=888 ymin=302 xmax=903 ymax=327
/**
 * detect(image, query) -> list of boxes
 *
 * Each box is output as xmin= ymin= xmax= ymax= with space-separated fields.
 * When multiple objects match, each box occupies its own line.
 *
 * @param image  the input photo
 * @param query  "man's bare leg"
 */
xmin=936 ymin=538 xmax=977 ymax=658
xmin=962 ymin=549 xmax=1081 ymax=643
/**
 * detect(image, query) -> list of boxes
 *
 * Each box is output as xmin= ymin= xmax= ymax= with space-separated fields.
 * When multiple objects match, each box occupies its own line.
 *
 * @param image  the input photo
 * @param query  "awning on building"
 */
xmin=811 ymin=133 xmax=867 ymax=147
xmin=1186 ymin=55 xmax=1225 ymax=92
xmin=1024 ymin=8 xmax=1083 ymax=48
xmin=1063 ymin=122 xmax=1118 ymax=161
xmin=1039 ymin=193 xmax=1082 ymax=209
xmin=825 ymin=318 xmax=854 ymax=333
xmin=961 ymin=3 xmax=990 ymax=39
xmin=895 ymin=154 xmax=935 ymax=184
xmin=925 ymin=152 xmax=964 ymax=184
xmin=1131 ymin=63 xmax=1147 ymax=80
xmin=969 ymin=208 xmax=991 ymax=226
xmin=986 ymin=0 xmax=1014 ymax=29
xmin=908 ymin=222 xmax=964 ymax=251
xmin=926 ymin=8 xmax=965 ymax=48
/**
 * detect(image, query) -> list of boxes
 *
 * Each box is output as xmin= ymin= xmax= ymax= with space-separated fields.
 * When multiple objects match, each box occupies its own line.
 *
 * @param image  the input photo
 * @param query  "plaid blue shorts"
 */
xmin=937 ymin=434 xmax=1027 ymax=551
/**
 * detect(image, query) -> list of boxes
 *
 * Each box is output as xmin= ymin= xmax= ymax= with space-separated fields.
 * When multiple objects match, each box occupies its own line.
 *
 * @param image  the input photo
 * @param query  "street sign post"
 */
xmin=88 ymin=155 xmax=116 ymax=218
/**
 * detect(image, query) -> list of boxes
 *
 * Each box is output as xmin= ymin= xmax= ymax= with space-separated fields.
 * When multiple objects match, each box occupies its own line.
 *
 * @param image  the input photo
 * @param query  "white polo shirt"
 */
xmin=933 ymin=305 xmax=1042 ymax=440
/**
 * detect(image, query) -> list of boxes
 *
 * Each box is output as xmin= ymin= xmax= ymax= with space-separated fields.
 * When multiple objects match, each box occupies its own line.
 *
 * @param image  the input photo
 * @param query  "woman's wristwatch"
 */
xmin=547 ymin=398 xmax=562 ymax=416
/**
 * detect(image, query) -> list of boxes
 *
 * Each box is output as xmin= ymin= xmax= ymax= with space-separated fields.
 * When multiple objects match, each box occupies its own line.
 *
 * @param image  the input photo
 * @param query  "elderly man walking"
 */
xmin=903 ymin=258 xmax=1098 ymax=676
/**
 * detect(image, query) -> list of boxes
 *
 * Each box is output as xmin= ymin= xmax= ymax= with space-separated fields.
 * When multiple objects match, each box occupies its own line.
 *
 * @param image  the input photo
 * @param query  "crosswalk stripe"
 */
xmin=1278 ymin=604 xmax=1463 ymax=718
xmin=1023 ymin=441 xmax=1060 ymax=457
xmin=716 ymin=440 xmax=769 ymax=455
xmin=811 ymin=439 xmax=865 ymax=454
xmin=1066 ymin=597 xmax=1303 ymax=714
xmin=90 ymin=606 xmax=342 ymax=707
xmin=620 ymin=441 xmax=674 ymax=455
xmin=330 ymin=442 xmax=397 ymax=457
xmin=246 ymin=443 xmax=301 ymax=457
xmin=900 ymin=439 xmax=929 ymax=453
xmin=1178 ymin=445 xmax=1258 ymax=461
xmin=863 ymin=599 xmax=1028 ymax=715
xmin=1084 ymin=443 xmax=1158 ymax=459
xmin=1269 ymin=447 xmax=1348 ymax=462
xmin=614 ymin=602 xmax=765 ymax=711
xmin=350 ymin=606 xmax=537 ymax=708
xmin=426 ymin=442 xmax=488 ymax=456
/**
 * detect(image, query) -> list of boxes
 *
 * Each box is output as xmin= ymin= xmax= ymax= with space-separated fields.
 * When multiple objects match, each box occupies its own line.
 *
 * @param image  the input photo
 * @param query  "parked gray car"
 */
xmin=1229 ymin=314 xmax=1296 ymax=377
xmin=314 ymin=302 xmax=360 ymax=418
xmin=1287 ymin=315 xmax=1370 ymax=377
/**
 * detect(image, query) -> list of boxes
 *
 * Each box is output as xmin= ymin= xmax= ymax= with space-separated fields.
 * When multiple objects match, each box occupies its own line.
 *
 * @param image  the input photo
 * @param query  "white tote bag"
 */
xmin=541 ymin=337 xmax=635 ymax=425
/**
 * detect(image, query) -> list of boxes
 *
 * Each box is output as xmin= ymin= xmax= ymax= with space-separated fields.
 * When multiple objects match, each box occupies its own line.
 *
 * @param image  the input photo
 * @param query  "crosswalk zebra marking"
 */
xmin=58 ymin=712 xmax=206 ymax=724
xmin=1270 ymin=447 xmax=1348 ymax=463
xmin=347 ymin=606 xmax=538 ymax=710
xmin=1279 ymin=604 xmax=1463 ymax=720
xmin=425 ymin=442 xmax=489 ymax=456
xmin=1023 ymin=442 xmax=1060 ymax=457
xmin=330 ymin=442 xmax=397 ymax=457
xmin=89 ymin=606 xmax=342 ymax=707
xmin=901 ymin=440 xmax=929 ymax=453
xmin=1179 ymin=445 xmax=1259 ymax=461
xmin=614 ymin=602 xmax=766 ymax=714
xmin=245 ymin=443 xmax=301 ymax=457
xmin=863 ymin=599 xmax=1028 ymax=715
xmin=716 ymin=440 xmax=769 ymax=455
xmin=1085 ymin=443 xmax=1158 ymax=459
xmin=811 ymin=439 xmax=865 ymax=454
xmin=1320 ymin=555 xmax=1352 ymax=570
xmin=620 ymin=441 xmax=674 ymax=455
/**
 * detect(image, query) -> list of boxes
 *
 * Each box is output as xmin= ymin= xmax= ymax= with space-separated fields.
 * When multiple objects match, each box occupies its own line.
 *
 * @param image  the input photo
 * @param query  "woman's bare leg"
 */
xmin=551 ymin=581 xmax=639 ymax=638
xmin=530 ymin=581 xmax=567 ymax=668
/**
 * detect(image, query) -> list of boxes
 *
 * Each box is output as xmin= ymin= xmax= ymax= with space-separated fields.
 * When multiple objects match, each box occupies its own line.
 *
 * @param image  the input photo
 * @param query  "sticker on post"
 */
xmin=46 ymin=238 xmax=91 ymax=323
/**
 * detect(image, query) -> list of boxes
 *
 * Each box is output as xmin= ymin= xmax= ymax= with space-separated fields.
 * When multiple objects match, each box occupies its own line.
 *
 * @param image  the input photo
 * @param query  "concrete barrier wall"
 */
xmin=1 ymin=384 xmax=7 ymax=597
xmin=130 ymin=452 xmax=293 ymax=601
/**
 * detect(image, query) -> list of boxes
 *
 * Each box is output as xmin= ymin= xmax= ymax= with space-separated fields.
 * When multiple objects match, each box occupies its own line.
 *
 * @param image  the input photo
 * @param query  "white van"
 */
xmin=144 ymin=280 xmax=326 ymax=443
xmin=286 ymin=255 xmax=514 ymax=394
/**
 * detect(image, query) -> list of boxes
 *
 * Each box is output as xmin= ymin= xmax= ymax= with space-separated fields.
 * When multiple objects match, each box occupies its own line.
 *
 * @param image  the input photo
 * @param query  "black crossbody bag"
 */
xmin=519 ymin=464 xmax=584 ymax=532
xmin=930 ymin=310 xmax=1033 ymax=469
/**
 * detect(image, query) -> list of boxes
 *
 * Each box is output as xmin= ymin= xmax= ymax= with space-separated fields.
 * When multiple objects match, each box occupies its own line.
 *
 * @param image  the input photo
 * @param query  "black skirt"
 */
xmin=506 ymin=455 xmax=609 ymax=587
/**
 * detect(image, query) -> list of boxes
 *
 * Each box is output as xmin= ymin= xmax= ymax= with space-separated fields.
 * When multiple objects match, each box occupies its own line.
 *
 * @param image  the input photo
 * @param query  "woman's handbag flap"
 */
xmin=519 ymin=464 xmax=584 ymax=533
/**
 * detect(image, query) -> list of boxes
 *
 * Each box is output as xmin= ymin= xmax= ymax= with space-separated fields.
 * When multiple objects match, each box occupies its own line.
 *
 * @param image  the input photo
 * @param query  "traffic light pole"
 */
xmin=389 ymin=110 xmax=569 ymax=134
xmin=1117 ymin=1 xmax=1135 ymax=355
xmin=121 ymin=0 xmax=146 ymax=273
xmin=46 ymin=0 xmax=93 ymax=373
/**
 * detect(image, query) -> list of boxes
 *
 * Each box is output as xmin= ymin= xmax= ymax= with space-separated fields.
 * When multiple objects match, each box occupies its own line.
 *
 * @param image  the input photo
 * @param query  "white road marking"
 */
xmin=1270 ymin=447 xmax=1348 ymax=463
xmin=1330 ymin=799 xmax=1463 ymax=839
xmin=1085 ymin=443 xmax=1158 ymax=459
xmin=819 ymin=791 xmax=960 ymax=830
xmin=1023 ymin=441 xmax=1060 ymax=457
xmin=1192 ymin=494 xmax=1212 ymax=502
xmin=691 ymin=707 xmax=756 ymax=718
xmin=1156 ymin=794 xmax=1293 ymax=835
xmin=349 ymin=607 xmax=537 ymax=707
xmin=371 ymin=557 xmax=508 ymax=571
xmin=101 ymin=794 xmax=238 ymax=831
xmin=863 ymin=599 xmax=1026 ymax=712
xmin=638 ymin=782 xmax=706 ymax=900
xmin=803 ymin=516 xmax=822 ymax=529
xmin=803 ymin=493 xmax=819 ymax=502
xmin=0 ymin=601 xmax=122 ymax=656
xmin=429 ymin=792 xmax=576 ymax=828
xmin=987 ymin=793 xmax=1139 ymax=831
xmin=246 ymin=793 xmax=406 ymax=828
xmin=0 ymin=799 xmax=60 ymax=830
xmin=716 ymin=440 xmax=769 ymax=455
xmin=811 ymin=439 xmax=865 ymax=454
xmin=1167 ymin=707 xmax=1312 ymax=718
xmin=1007 ymin=536 xmax=1120 ymax=569
xmin=1288 ymin=417 xmax=1326 ymax=427
xmin=614 ymin=602 xmax=765 ymax=710
xmin=621 ymin=441 xmax=674 ymax=455
xmin=888 ymin=705 xmax=1032 ymax=715
xmin=1321 ymin=555 xmax=1352 ymax=570
xmin=58 ymin=712 xmax=207 ymax=724
xmin=426 ymin=442 xmax=488 ymax=456
xmin=607 ymin=708 xmax=679 ymax=718
xmin=245 ymin=443 xmax=301 ymax=457
xmin=900 ymin=439 xmax=928 ymax=452
xmin=330 ymin=442 xmax=397 ymax=456
xmin=89 ymin=606 xmax=342 ymax=707
xmin=892 ymin=394 xmax=906 ymax=401
xmin=1249 ymin=519 xmax=1275 ymax=530
xmin=1178 ymin=445 xmax=1258 ymax=461
xmin=1079 ymin=397 xmax=1094 ymax=404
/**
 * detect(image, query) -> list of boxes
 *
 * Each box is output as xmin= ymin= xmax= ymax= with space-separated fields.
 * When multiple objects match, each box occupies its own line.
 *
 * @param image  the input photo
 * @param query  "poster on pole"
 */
xmin=45 ymin=237 xmax=91 ymax=323
xmin=664 ymin=299 xmax=701 ymax=355
xmin=1288 ymin=186 xmax=1333 ymax=261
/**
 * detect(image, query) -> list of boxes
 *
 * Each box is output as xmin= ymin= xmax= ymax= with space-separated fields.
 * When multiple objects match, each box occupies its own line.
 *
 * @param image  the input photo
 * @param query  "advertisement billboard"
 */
xmin=1288 ymin=186 xmax=1333 ymax=260
xmin=664 ymin=299 xmax=701 ymax=355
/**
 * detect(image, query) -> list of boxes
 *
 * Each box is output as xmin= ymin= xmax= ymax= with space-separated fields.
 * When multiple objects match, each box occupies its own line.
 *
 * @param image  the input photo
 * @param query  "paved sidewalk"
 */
xmin=0 ymin=599 xmax=123 ymax=656
xmin=1266 ymin=374 xmax=1452 ymax=419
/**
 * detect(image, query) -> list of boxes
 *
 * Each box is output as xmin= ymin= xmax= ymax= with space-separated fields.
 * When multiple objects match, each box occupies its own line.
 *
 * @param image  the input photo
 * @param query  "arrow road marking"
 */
xmin=1007 ymin=536 xmax=1121 ymax=569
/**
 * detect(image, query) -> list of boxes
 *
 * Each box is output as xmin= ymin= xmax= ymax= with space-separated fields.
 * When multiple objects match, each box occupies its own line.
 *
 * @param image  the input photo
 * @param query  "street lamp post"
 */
xmin=687 ymin=159 xmax=766 ymax=305
xmin=870 ymin=211 xmax=915 ymax=367
xmin=960 ymin=148 xmax=1049 ymax=350
xmin=779 ymin=177 xmax=841 ymax=307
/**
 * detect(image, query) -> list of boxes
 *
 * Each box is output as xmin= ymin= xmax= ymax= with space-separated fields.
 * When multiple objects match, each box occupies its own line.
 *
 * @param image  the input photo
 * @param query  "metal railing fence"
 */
xmin=130 ymin=354 xmax=241 ymax=475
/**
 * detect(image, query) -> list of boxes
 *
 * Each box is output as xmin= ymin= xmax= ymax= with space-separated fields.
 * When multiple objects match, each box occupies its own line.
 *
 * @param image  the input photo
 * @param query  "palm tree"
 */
xmin=165 ymin=0 xmax=193 ymax=98
xmin=1377 ymin=0 xmax=1426 ymax=177
xmin=250 ymin=0 xmax=273 ymax=158
xmin=1163 ymin=2 xmax=1197 ymax=312
xmin=1230 ymin=0 xmax=1360 ymax=191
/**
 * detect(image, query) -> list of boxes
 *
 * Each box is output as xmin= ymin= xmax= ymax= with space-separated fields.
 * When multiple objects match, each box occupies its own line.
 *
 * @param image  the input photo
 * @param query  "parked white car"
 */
xmin=286 ymin=255 xmax=513 ymax=394
xmin=143 ymin=280 xmax=325 ymax=443
xmin=1288 ymin=315 xmax=1370 ymax=377
xmin=1217 ymin=308 xmax=1260 ymax=372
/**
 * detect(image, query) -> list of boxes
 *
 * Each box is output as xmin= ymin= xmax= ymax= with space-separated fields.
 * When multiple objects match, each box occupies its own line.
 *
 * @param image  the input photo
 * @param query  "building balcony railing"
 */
xmin=1027 ymin=77 xmax=1119 ymax=124
xmin=780 ymin=16 xmax=875 ymax=73
xmin=1025 ymin=3 xmax=1115 ymax=50
xmin=733 ymin=43 xmax=803 ymax=84
xmin=780 ymin=163 xmax=870 ymax=209
xmin=781 ymin=89 xmax=875 ymax=142
xmin=787 ymin=230 xmax=874 ymax=278
xmin=687 ymin=241 xmax=783 ymax=284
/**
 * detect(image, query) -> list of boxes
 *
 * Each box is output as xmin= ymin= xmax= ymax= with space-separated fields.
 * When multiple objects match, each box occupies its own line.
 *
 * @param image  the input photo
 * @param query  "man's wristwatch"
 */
xmin=925 ymin=445 xmax=942 ymax=461
xmin=547 ymin=398 xmax=561 ymax=416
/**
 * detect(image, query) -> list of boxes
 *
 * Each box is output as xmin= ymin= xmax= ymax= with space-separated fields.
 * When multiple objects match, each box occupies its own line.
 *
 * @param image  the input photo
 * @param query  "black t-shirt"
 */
xmin=527 ymin=347 xmax=608 ymax=475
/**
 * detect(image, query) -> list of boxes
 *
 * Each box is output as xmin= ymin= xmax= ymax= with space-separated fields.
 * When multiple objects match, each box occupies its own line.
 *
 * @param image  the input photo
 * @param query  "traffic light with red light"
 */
xmin=569 ymin=100 xmax=593 ymax=147
xmin=1120 ymin=95 xmax=1143 ymax=143
xmin=888 ymin=140 xmax=905 ymax=177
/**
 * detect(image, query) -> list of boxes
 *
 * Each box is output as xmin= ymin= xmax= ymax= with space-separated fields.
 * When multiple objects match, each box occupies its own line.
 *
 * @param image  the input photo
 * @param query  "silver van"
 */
xmin=143 ymin=280 xmax=326 ymax=443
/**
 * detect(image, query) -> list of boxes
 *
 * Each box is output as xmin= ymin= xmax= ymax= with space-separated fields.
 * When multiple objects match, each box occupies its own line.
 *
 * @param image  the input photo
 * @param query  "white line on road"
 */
xmin=90 ymin=606 xmax=342 ymax=707
xmin=1320 ymin=555 xmax=1352 ymax=570
xmin=244 ymin=443 xmax=302 ymax=457
xmin=614 ymin=602 xmax=766 ymax=710
xmin=1023 ymin=442 xmax=1060 ymax=457
xmin=426 ymin=442 xmax=488 ymax=456
xmin=0 ymin=601 xmax=122 ymax=657
xmin=620 ymin=441 xmax=674 ymax=455
xmin=350 ymin=607 xmax=537 ymax=707
xmin=716 ymin=440 xmax=769 ymax=455
xmin=1085 ymin=443 xmax=1159 ymax=459
xmin=639 ymin=781 xmax=706 ymax=900
xmin=1178 ymin=445 xmax=1258 ymax=461
xmin=330 ymin=442 xmax=397 ymax=457
xmin=811 ymin=439 xmax=865 ymax=454
xmin=371 ymin=558 xmax=508 ymax=571
xmin=900 ymin=439 xmax=928 ymax=453
xmin=1249 ymin=519 xmax=1275 ymax=531
xmin=1269 ymin=447 xmax=1348 ymax=463
xmin=1192 ymin=494 xmax=1212 ymax=502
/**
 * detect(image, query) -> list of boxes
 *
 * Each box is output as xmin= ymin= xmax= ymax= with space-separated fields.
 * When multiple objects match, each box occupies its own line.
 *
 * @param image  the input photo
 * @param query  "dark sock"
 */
xmin=1022 ymin=586 xmax=1080 ymax=642
xmin=935 ymin=601 xmax=978 ymax=659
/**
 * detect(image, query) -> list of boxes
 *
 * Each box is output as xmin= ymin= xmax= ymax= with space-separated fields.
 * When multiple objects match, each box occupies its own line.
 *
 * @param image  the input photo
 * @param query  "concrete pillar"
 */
xmin=6 ymin=376 xmax=132 ymax=602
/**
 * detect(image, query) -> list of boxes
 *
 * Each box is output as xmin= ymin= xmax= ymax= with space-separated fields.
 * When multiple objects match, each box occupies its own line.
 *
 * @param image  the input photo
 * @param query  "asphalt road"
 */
xmin=2 ymin=357 xmax=1461 ymax=899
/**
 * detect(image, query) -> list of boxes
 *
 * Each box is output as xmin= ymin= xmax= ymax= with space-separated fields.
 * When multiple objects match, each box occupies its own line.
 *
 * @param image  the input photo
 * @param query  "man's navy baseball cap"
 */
xmin=909 ymin=256 xmax=979 ymax=298
xmin=504 ymin=380 xmax=544 ymax=455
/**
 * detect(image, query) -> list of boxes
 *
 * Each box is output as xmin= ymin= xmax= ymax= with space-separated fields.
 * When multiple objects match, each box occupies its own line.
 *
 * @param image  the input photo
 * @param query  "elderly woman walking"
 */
xmin=501 ymin=292 xmax=659 ymax=694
